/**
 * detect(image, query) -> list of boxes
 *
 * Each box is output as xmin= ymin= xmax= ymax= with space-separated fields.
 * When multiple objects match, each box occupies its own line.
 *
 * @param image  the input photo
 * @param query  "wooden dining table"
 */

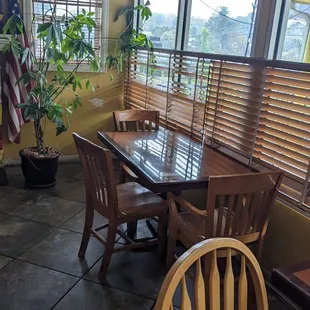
xmin=97 ymin=127 xmax=253 ymax=193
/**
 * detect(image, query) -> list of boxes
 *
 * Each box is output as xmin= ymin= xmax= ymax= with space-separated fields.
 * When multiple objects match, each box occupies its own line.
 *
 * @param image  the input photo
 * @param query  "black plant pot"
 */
xmin=20 ymin=149 xmax=60 ymax=188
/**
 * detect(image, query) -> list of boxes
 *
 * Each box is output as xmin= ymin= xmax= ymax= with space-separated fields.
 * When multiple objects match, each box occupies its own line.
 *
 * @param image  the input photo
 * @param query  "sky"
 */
xmin=148 ymin=0 xmax=254 ymax=19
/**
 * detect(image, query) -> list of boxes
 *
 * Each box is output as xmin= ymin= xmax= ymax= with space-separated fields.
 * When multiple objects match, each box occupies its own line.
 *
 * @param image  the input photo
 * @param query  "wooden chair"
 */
xmin=113 ymin=109 xmax=160 ymax=238
xmin=167 ymin=171 xmax=283 ymax=267
xmin=73 ymin=133 xmax=167 ymax=279
xmin=155 ymin=238 xmax=269 ymax=310
xmin=113 ymin=109 xmax=160 ymax=183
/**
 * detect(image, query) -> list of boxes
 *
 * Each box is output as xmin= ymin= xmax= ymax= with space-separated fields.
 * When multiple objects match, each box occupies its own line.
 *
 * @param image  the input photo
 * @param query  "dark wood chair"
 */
xmin=166 ymin=171 xmax=283 ymax=267
xmin=113 ymin=109 xmax=160 ymax=238
xmin=113 ymin=109 xmax=160 ymax=183
xmin=73 ymin=133 xmax=167 ymax=279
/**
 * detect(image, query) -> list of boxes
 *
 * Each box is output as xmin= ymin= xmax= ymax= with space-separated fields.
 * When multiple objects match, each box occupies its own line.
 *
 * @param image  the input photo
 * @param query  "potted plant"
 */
xmin=2 ymin=10 xmax=101 ymax=187
xmin=1 ymin=1 xmax=153 ymax=188
xmin=105 ymin=1 xmax=154 ymax=77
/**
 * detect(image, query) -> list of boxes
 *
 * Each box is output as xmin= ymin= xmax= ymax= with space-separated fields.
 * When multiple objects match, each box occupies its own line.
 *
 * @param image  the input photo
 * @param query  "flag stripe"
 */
xmin=3 ymin=0 xmax=31 ymax=144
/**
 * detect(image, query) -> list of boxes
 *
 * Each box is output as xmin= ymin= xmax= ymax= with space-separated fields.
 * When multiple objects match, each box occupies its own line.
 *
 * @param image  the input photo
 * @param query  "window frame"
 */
xmin=23 ymin=0 xmax=110 ymax=72
xmin=276 ymin=0 xmax=310 ymax=62
xmin=136 ymin=0 xmax=260 ymax=57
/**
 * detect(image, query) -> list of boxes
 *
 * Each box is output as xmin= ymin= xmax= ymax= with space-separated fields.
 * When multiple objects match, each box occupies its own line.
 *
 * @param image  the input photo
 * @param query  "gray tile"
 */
xmin=57 ymin=163 xmax=82 ymax=180
xmin=60 ymin=210 xmax=153 ymax=244
xmin=0 ymin=260 xmax=77 ymax=310
xmin=84 ymin=250 xmax=166 ymax=299
xmin=20 ymin=228 xmax=104 ymax=277
xmin=0 ymin=214 xmax=54 ymax=257
xmin=9 ymin=174 xmax=86 ymax=203
xmin=54 ymin=279 xmax=154 ymax=310
xmin=60 ymin=209 xmax=108 ymax=234
xmin=8 ymin=194 xmax=84 ymax=227
xmin=5 ymin=166 xmax=22 ymax=179
xmin=0 ymin=255 xmax=13 ymax=270
xmin=60 ymin=209 xmax=127 ymax=244
xmin=0 ymin=186 xmax=40 ymax=213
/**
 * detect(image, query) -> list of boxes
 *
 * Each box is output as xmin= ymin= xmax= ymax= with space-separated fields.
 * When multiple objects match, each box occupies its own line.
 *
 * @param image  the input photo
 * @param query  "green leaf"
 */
xmin=21 ymin=47 xmax=29 ymax=65
xmin=89 ymin=58 xmax=100 ymax=72
xmin=82 ymin=8 xmax=86 ymax=15
xmin=37 ymin=22 xmax=53 ymax=34
xmin=86 ymin=80 xmax=95 ymax=92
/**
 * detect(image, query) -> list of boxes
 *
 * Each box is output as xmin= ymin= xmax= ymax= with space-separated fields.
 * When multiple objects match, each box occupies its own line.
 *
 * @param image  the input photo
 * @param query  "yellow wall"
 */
xmin=262 ymin=201 xmax=310 ymax=270
xmin=4 ymin=0 xmax=132 ymax=158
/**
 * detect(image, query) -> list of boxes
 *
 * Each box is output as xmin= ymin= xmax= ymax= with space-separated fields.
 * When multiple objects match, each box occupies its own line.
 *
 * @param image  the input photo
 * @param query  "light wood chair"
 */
xmin=155 ymin=238 xmax=269 ymax=310
xmin=167 ymin=171 xmax=283 ymax=267
xmin=73 ymin=133 xmax=167 ymax=279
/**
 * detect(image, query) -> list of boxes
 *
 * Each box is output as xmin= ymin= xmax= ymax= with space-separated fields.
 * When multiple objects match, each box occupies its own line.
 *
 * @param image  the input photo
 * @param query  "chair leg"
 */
xmin=78 ymin=207 xmax=94 ymax=258
xmin=166 ymin=234 xmax=177 ymax=268
xmin=127 ymin=221 xmax=138 ymax=240
xmin=119 ymin=167 xmax=126 ymax=184
xmin=98 ymin=222 xmax=117 ymax=279
xmin=157 ymin=214 xmax=167 ymax=259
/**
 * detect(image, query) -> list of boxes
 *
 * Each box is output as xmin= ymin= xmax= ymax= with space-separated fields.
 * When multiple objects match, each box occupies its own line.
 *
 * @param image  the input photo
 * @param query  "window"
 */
xmin=136 ymin=0 xmax=257 ymax=56
xmin=23 ymin=0 xmax=109 ymax=71
xmin=125 ymin=48 xmax=310 ymax=210
xmin=277 ymin=0 xmax=310 ymax=62
xmin=141 ymin=0 xmax=179 ymax=49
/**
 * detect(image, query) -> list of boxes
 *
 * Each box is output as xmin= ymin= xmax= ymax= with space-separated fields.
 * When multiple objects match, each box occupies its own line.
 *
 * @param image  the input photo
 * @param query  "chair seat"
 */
xmin=121 ymin=163 xmax=138 ymax=182
xmin=178 ymin=208 xmax=233 ymax=242
xmin=117 ymin=182 xmax=167 ymax=217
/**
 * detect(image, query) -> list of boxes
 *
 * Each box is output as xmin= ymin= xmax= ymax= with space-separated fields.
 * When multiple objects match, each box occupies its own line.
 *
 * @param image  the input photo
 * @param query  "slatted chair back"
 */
xmin=113 ymin=109 xmax=160 ymax=132
xmin=155 ymin=238 xmax=269 ymax=310
xmin=73 ymin=133 xmax=118 ymax=218
xmin=206 ymin=171 xmax=283 ymax=247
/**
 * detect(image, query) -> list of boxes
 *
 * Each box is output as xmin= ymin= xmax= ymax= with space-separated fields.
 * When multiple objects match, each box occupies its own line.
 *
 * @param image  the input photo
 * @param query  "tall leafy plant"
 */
xmin=105 ymin=0 xmax=154 ymax=78
xmin=3 ymin=10 xmax=101 ymax=156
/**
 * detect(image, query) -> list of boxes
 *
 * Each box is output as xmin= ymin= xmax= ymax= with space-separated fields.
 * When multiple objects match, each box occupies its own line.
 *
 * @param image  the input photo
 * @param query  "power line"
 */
xmin=290 ymin=6 xmax=310 ymax=19
xmin=199 ymin=0 xmax=251 ymax=25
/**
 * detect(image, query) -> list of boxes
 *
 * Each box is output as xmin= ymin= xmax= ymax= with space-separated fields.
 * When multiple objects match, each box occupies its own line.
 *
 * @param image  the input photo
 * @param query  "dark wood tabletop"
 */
xmin=97 ymin=128 xmax=253 ymax=192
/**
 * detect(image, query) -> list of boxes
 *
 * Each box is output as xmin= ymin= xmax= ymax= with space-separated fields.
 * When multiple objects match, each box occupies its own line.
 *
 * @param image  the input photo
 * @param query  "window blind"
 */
xmin=205 ymin=60 xmax=264 ymax=158
xmin=125 ymin=48 xmax=310 ymax=208
xmin=125 ymin=50 xmax=210 ymax=138
xmin=254 ymin=67 xmax=310 ymax=183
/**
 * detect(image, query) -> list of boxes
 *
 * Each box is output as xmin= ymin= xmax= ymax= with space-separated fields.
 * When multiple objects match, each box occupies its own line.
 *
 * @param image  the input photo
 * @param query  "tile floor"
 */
xmin=0 ymin=163 xmax=295 ymax=309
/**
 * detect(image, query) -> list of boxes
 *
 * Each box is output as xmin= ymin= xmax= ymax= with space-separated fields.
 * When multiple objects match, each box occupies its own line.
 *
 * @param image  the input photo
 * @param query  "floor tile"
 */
xmin=5 ymin=166 xmax=22 ymax=179
xmin=0 ymin=214 xmax=54 ymax=257
xmin=9 ymin=175 xmax=86 ymax=203
xmin=60 ymin=210 xmax=154 ymax=243
xmin=60 ymin=210 xmax=108 ymax=234
xmin=0 ymin=255 xmax=13 ymax=270
xmin=54 ymin=279 xmax=154 ymax=310
xmin=0 ymin=260 xmax=77 ymax=310
xmin=0 ymin=186 xmax=39 ymax=213
xmin=84 ymin=250 xmax=166 ymax=299
xmin=56 ymin=163 xmax=82 ymax=180
xmin=20 ymin=228 xmax=104 ymax=277
xmin=8 ymin=194 xmax=84 ymax=227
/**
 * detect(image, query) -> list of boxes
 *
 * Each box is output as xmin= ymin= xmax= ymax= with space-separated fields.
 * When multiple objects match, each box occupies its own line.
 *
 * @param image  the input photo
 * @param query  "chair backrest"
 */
xmin=113 ymin=109 xmax=160 ymax=132
xmin=205 ymin=171 xmax=283 ymax=243
xmin=73 ymin=133 xmax=118 ymax=218
xmin=155 ymin=238 xmax=269 ymax=310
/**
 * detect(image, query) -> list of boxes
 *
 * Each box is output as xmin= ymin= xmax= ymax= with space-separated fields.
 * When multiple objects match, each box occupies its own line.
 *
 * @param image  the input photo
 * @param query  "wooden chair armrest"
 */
xmin=168 ymin=192 xmax=208 ymax=218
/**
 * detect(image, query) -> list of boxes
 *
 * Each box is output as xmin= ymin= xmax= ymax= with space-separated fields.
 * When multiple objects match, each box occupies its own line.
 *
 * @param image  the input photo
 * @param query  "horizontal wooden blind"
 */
xmin=125 ymin=48 xmax=310 ymax=207
xmin=125 ymin=50 xmax=211 ymax=138
xmin=205 ymin=60 xmax=263 ymax=158
xmin=254 ymin=67 xmax=310 ymax=182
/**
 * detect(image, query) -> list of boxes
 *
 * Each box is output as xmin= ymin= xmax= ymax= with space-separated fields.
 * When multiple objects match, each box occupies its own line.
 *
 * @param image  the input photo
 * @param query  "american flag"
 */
xmin=2 ymin=0 xmax=31 ymax=144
